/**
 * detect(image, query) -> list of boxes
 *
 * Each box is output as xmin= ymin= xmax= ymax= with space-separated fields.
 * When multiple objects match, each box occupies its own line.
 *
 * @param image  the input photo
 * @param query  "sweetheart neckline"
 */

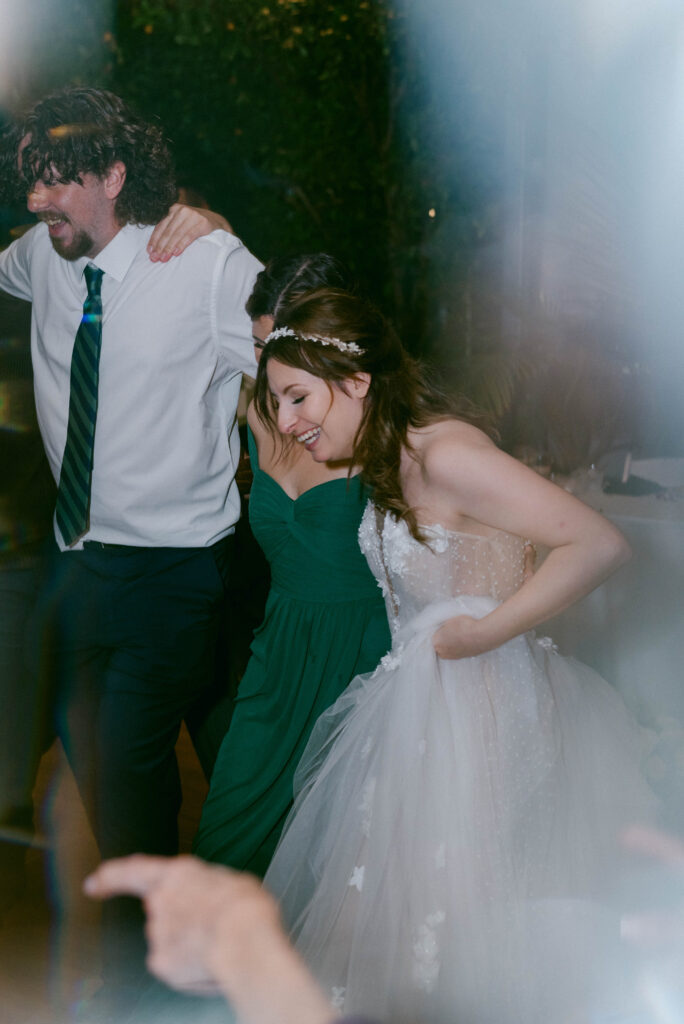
xmin=255 ymin=464 xmax=361 ymax=504
xmin=248 ymin=425 xmax=362 ymax=503
xmin=379 ymin=510 xmax=524 ymax=547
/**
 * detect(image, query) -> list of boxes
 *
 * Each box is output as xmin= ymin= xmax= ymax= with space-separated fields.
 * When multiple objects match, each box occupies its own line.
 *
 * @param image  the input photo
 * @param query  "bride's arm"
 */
xmin=423 ymin=424 xmax=630 ymax=659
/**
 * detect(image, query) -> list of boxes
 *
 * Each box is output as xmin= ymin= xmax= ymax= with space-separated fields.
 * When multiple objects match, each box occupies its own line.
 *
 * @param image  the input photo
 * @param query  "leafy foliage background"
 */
xmin=2 ymin=0 xmax=676 ymax=462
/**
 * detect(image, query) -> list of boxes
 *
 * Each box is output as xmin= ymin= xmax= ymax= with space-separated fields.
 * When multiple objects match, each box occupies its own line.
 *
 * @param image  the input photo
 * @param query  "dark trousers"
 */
xmin=0 ymin=550 xmax=48 ymax=824
xmin=39 ymin=536 xmax=233 ymax=858
xmin=36 ymin=536 xmax=234 ymax=985
xmin=0 ymin=548 xmax=52 ymax=912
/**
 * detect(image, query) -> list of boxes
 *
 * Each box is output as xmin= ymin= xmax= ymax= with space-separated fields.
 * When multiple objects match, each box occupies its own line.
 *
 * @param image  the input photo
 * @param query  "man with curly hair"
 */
xmin=0 ymin=86 xmax=261 ymax=1013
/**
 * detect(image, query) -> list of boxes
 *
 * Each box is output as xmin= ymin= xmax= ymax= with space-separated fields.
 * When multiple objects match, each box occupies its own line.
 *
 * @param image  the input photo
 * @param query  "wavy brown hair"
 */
xmin=0 ymin=87 xmax=176 ymax=225
xmin=254 ymin=288 xmax=491 ymax=542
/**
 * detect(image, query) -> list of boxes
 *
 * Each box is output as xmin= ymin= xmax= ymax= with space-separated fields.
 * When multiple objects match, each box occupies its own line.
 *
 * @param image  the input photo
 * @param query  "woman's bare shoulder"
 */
xmin=247 ymin=400 xmax=282 ymax=462
xmin=410 ymin=418 xmax=496 ymax=471
xmin=247 ymin=401 xmax=271 ymax=441
xmin=246 ymin=400 xmax=259 ymax=430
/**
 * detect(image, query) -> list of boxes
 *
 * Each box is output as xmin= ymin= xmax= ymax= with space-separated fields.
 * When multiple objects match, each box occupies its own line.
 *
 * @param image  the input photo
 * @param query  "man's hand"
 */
xmin=147 ymin=204 xmax=233 ymax=262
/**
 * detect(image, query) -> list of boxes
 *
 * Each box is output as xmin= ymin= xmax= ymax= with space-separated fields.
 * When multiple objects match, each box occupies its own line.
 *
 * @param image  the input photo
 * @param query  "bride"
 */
xmin=254 ymin=288 xmax=657 ymax=1024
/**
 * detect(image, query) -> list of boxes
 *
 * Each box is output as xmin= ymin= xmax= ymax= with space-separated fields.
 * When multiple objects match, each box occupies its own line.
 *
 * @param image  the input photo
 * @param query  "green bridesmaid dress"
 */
xmin=193 ymin=429 xmax=390 ymax=876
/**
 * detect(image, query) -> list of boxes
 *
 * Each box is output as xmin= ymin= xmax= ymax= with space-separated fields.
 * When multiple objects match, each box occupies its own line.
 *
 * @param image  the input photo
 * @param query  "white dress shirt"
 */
xmin=0 ymin=222 xmax=261 ymax=549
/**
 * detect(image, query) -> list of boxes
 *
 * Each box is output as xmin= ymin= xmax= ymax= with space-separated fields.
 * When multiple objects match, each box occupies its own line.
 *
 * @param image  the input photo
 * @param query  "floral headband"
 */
xmin=264 ymin=325 xmax=365 ymax=356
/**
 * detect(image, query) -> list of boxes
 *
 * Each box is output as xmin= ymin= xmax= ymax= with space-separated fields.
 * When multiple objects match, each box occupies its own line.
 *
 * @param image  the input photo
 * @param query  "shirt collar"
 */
xmin=71 ymin=223 xmax=154 ymax=284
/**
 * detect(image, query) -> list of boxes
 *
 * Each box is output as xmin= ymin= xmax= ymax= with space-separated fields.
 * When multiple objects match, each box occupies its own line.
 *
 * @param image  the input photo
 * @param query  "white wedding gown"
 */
xmin=264 ymin=504 xmax=657 ymax=1024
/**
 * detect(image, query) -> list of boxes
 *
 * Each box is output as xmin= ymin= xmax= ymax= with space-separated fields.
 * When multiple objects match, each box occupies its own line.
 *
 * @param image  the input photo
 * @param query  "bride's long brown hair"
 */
xmin=254 ymin=288 xmax=491 ymax=542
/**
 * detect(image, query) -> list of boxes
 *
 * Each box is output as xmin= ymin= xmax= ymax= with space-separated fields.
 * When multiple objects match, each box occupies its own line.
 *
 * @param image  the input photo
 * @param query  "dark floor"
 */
xmin=0 ymin=727 xmax=208 ymax=1024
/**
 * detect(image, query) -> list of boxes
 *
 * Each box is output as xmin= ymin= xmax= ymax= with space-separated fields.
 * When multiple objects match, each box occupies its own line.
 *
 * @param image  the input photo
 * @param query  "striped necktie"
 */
xmin=55 ymin=264 xmax=104 ymax=547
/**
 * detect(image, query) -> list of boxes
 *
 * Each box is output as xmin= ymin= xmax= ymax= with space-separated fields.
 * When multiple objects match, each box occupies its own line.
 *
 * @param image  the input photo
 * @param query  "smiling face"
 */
xmin=266 ymin=358 xmax=369 ymax=463
xmin=21 ymin=137 xmax=125 ymax=260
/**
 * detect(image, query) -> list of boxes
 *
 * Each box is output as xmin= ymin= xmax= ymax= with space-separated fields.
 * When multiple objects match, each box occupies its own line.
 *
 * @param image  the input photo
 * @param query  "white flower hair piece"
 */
xmin=264 ymin=325 xmax=364 ymax=356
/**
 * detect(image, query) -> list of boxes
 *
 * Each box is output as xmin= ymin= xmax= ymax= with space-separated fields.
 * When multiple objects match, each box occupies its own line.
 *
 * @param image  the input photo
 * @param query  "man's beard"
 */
xmin=48 ymin=225 xmax=95 ymax=261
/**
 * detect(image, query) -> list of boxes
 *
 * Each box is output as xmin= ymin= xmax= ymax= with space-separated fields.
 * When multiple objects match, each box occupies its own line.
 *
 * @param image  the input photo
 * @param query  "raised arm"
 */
xmin=147 ymin=203 xmax=233 ymax=262
xmin=419 ymin=422 xmax=630 ymax=659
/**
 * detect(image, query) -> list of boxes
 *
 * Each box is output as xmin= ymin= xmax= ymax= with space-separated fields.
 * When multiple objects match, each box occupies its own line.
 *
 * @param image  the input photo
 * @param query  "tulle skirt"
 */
xmin=264 ymin=597 xmax=657 ymax=1024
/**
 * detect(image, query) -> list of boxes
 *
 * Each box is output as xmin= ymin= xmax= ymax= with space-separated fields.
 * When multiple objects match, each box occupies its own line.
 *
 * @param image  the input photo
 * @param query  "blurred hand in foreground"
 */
xmin=85 ymin=854 xmax=337 ymax=1024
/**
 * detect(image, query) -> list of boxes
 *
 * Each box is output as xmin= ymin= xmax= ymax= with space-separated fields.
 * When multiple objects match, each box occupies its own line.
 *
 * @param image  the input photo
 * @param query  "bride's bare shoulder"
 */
xmin=404 ymin=420 xmax=506 ymax=500
xmin=409 ymin=418 xmax=495 ymax=465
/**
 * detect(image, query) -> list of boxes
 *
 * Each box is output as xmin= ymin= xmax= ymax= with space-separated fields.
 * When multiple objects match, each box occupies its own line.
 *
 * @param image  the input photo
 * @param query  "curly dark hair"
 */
xmin=0 ymin=87 xmax=176 ymax=225
xmin=245 ymin=253 xmax=355 ymax=320
xmin=254 ymin=288 xmax=493 ymax=542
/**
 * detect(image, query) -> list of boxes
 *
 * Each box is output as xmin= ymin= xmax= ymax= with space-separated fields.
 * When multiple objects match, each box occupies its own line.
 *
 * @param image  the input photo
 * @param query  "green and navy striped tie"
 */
xmin=55 ymin=264 xmax=104 ymax=546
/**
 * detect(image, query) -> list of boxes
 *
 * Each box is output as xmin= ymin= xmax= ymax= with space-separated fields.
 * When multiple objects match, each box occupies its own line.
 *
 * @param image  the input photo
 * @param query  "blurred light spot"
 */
xmin=49 ymin=123 xmax=100 ymax=139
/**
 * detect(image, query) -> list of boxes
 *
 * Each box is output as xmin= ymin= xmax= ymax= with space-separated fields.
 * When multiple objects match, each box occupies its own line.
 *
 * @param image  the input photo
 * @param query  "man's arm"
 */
xmin=0 ymin=229 xmax=35 ymax=301
xmin=213 ymin=239 xmax=263 ymax=378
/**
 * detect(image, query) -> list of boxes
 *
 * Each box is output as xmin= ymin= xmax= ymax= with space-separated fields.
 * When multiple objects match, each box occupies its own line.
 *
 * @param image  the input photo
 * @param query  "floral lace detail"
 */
xmin=536 ymin=635 xmax=559 ymax=654
xmin=331 ymin=987 xmax=346 ymax=1011
xmin=412 ymin=910 xmax=446 ymax=992
xmin=375 ymin=575 xmax=394 ymax=608
xmin=380 ymin=643 xmax=404 ymax=670
xmin=421 ymin=524 xmax=451 ymax=555
xmin=348 ymin=865 xmax=365 ymax=891
xmin=358 ymin=501 xmax=527 ymax=635
xmin=357 ymin=502 xmax=378 ymax=561
xmin=379 ymin=513 xmax=418 ymax=579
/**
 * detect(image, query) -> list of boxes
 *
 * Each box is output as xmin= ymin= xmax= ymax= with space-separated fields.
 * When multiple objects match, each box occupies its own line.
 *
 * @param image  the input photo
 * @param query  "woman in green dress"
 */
xmin=193 ymin=256 xmax=391 ymax=876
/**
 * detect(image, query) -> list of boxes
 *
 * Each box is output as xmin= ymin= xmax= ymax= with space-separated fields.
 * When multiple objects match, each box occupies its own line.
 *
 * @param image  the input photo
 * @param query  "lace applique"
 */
xmin=412 ymin=910 xmax=446 ymax=992
xmin=381 ymin=514 xmax=416 ymax=578
xmin=421 ymin=523 xmax=450 ymax=555
xmin=359 ymin=777 xmax=376 ymax=837
xmin=375 ymin=575 xmax=395 ymax=611
xmin=536 ymin=635 xmax=559 ymax=654
xmin=360 ymin=502 xmax=401 ymax=622
xmin=357 ymin=501 xmax=376 ymax=558
xmin=348 ymin=865 xmax=365 ymax=891
xmin=380 ymin=643 xmax=404 ymax=670
xmin=331 ymin=987 xmax=346 ymax=1010
xmin=359 ymin=498 xmax=527 ymax=631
